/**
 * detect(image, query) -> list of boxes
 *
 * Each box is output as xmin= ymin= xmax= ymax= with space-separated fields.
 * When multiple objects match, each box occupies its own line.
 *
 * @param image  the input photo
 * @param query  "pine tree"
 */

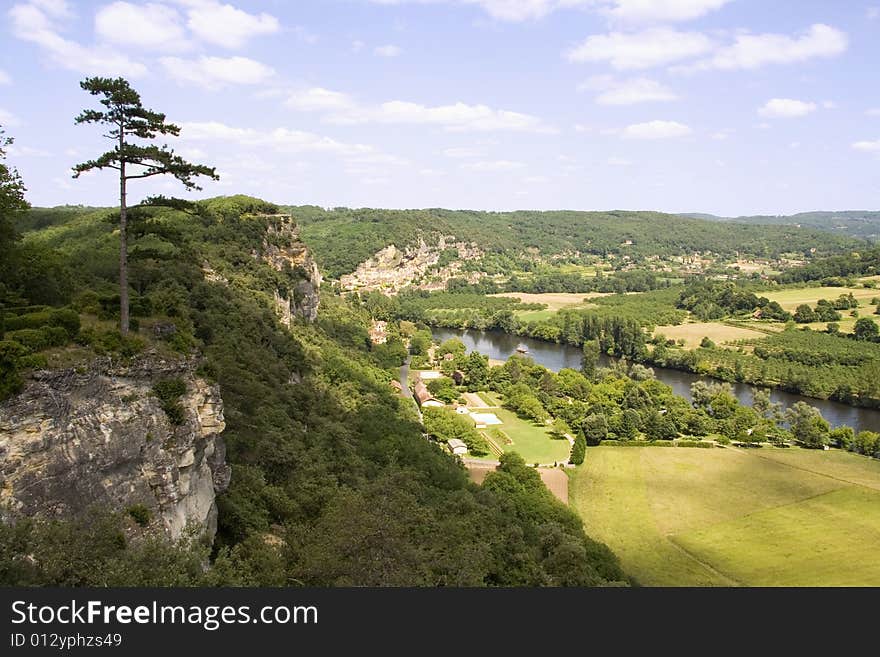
xmin=73 ymin=77 xmax=218 ymax=334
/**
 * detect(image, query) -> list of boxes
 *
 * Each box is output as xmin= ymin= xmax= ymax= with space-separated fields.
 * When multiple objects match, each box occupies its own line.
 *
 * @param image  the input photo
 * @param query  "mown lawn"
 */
xmin=673 ymin=487 xmax=880 ymax=586
xmin=570 ymin=446 xmax=880 ymax=586
xmin=472 ymin=406 xmax=571 ymax=465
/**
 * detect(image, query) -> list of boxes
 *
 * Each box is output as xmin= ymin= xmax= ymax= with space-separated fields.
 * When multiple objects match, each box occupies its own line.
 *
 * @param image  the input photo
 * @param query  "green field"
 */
xmin=570 ymin=446 xmax=880 ymax=586
xmin=762 ymin=286 xmax=878 ymax=311
xmin=474 ymin=406 xmax=571 ymax=465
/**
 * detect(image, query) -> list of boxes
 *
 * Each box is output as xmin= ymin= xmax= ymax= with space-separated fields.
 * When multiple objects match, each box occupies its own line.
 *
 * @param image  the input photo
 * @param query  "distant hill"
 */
xmin=681 ymin=211 xmax=880 ymax=242
xmin=283 ymin=207 xmax=861 ymax=278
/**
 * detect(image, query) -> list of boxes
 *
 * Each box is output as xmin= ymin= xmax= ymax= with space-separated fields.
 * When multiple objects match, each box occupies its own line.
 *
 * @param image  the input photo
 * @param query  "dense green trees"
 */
xmin=292 ymin=206 xmax=857 ymax=280
xmin=422 ymin=407 xmax=488 ymax=455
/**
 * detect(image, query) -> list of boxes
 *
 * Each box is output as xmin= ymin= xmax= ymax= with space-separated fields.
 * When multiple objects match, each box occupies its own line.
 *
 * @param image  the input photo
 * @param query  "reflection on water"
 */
xmin=432 ymin=327 xmax=880 ymax=434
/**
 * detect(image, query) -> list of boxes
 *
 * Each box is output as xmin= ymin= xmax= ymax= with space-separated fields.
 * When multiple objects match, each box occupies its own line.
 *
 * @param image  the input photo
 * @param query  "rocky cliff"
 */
xmin=0 ymin=351 xmax=230 ymax=542
xmin=340 ymin=235 xmax=483 ymax=294
xmin=260 ymin=213 xmax=322 ymax=324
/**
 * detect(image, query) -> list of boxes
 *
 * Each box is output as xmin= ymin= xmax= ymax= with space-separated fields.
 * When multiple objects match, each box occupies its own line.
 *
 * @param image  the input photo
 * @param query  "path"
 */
xmin=462 ymin=392 xmax=488 ymax=408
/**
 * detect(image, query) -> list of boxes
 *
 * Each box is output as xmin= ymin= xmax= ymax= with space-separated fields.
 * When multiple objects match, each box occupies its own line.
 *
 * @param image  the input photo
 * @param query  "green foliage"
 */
xmin=292 ymin=206 xmax=857 ymax=280
xmin=126 ymin=504 xmax=152 ymax=527
xmin=153 ymin=378 xmax=187 ymax=425
xmin=570 ymin=434 xmax=586 ymax=464
xmin=422 ymin=407 xmax=488 ymax=455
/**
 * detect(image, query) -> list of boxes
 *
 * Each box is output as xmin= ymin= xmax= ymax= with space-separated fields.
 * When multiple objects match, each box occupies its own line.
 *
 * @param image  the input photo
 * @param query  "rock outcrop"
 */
xmin=260 ymin=213 xmax=322 ymax=324
xmin=340 ymin=235 xmax=483 ymax=294
xmin=0 ymin=352 xmax=230 ymax=542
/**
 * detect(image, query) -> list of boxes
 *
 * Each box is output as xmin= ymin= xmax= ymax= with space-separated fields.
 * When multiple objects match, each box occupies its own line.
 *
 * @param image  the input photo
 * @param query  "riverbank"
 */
xmin=432 ymin=327 xmax=880 ymax=434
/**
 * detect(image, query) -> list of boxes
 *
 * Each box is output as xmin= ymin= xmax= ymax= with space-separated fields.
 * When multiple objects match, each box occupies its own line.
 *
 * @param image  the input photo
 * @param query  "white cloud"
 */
xmin=0 ymin=69 xmax=10 ymax=85
xmin=95 ymin=2 xmax=188 ymax=52
xmin=442 ymin=147 xmax=483 ymax=158
xmin=178 ymin=0 xmax=280 ymax=49
xmin=758 ymin=98 xmax=817 ymax=118
xmin=180 ymin=121 xmax=376 ymax=157
xmin=285 ymin=88 xmax=355 ymax=111
xmin=711 ymin=128 xmax=732 ymax=140
xmin=369 ymin=1 xmax=730 ymax=23
xmin=0 ymin=108 xmax=22 ymax=127
xmin=852 ymin=140 xmax=880 ymax=153
xmin=567 ymin=29 xmax=713 ymax=70
xmin=461 ymin=160 xmax=526 ymax=171
xmin=600 ymin=0 xmax=731 ymax=22
xmin=160 ymin=56 xmax=275 ymax=89
xmin=285 ymin=88 xmax=556 ymax=133
xmin=374 ymin=44 xmax=402 ymax=57
xmin=688 ymin=24 xmax=847 ymax=71
xmin=866 ymin=108 xmax=880 ymax=117
xmin=10 ymin=1 xmax=149 ymax=77
xmin=621 ymin=120 xmax=691 ymax=139
xmin=6 ymin=144 xmax=52 ymax=157
xmin=352 ymin=40 xmax=365 ymax=52
xmin=581 ymin=75 xmax=678 ymax=105
xmin=868 ymin=7 xmax=879 ymax=20
xmin=607 ymin=157 xmax=632 ymax=166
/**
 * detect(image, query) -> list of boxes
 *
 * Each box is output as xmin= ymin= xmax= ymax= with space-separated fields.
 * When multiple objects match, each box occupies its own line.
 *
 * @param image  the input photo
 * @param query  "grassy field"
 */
xmin=471 ymin=406 xmax=571 ymax=465
xmin=570 ymin=446 xmax=880 ymax=586
xmin=762 ymin=286 xmax=878 ymax=311
xmin=653 ymin=321 xmax=769 ymax=348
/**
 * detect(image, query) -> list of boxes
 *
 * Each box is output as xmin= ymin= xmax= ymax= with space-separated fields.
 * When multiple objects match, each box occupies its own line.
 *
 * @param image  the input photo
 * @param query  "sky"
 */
xmin=1 ymin=0 xmax=879 ymax=215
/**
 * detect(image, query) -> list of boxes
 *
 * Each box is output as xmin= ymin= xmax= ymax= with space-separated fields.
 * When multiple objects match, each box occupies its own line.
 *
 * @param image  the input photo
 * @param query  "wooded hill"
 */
xmin=684 ymin=211 xmax=880 ymax=242
xmin=285 ymin=206 xmax=861 ymax=278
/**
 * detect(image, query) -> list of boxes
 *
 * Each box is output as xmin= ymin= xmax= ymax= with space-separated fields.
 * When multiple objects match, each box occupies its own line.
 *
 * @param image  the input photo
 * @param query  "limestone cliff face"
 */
xmin=260 ymin=214 xmax=322 ymax=325
xmin=340 ymin=235 xmax=483 ymax=294
xmin=0 ymin=352 xmax=230 ymax=542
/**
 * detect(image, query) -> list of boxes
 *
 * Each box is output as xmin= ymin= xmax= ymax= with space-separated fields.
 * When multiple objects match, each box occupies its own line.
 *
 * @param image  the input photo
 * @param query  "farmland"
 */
xmin=570 ymin=446 xmax=880 ymax=586
xmin=653 ymin=321 xmax=771 ymax=348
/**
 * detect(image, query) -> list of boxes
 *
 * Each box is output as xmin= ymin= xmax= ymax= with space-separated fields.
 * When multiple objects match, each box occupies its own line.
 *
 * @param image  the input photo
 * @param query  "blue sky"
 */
xmin=1 ymin=0 xmax=879 ymax=215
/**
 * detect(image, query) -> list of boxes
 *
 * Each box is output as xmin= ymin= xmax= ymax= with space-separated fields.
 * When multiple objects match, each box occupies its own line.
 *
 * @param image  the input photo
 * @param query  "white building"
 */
xmin=448 ymin=438 xmax=468 ymax=456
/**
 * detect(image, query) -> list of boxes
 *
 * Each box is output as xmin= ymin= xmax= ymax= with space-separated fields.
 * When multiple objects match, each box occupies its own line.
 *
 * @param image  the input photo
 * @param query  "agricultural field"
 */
xmin=653 ymin=321 xmax=770 ymax=349
xmin=570 ymin=446 xmax=880 ymax=586
xmin=472 ymin=405 xmax=571 ymax=465
xmin=761 ymin=286 xmax=878 ymax=311
xmin=490 ymin=291 xmax=608 ymax=321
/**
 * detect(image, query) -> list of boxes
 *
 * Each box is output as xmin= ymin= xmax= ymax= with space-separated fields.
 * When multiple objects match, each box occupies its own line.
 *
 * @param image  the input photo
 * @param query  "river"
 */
xmin=431 ymin=327 xmax=880 ymax=434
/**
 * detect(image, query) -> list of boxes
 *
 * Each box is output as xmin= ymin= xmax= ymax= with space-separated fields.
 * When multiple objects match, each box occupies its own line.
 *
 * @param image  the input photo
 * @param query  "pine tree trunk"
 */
xmin=119 ymin=133 xmax=129 ymax=336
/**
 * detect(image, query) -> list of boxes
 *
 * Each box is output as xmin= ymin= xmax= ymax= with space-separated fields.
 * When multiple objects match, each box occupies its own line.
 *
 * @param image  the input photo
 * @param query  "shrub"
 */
xmin=126 ymin=504 xmax=152 ymax=527
xmin=153 ymin=378 xmax=187 ymax=426
xmin=675 ymin=440 xmax=713 ymax=448
xmin=570 ymin=434 xmax=586 ymax=465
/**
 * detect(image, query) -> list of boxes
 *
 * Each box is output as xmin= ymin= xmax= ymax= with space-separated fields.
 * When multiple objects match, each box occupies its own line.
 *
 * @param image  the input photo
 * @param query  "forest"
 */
xmin=287 ymin=205 xmax=860 ymax=279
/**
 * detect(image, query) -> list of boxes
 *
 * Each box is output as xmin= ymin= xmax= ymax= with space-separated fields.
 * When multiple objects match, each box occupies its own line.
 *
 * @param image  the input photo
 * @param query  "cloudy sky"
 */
xmin=1 ymin=0 xmax=879 ymax=214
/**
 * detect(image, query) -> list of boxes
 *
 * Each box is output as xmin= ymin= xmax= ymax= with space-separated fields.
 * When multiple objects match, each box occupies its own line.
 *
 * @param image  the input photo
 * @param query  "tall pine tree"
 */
xmin=73 ymin=77 xmax=218 ymax=334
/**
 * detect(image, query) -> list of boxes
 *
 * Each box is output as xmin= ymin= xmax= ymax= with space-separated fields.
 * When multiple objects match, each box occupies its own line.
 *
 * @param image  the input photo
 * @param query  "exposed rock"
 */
xmin=340 ymin=235 xmax=483 ymax=294
xmin=260 ymin=214 xmax=322 ymax=324
xmin=0 ymin=352 xmax=229 ymax=543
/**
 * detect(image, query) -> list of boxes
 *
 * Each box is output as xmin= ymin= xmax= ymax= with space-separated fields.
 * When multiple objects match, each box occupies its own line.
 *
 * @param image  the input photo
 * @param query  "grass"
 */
xmin=477 ymin=391 xmax=503 ymax=406
xmin=654 ymin=321 xmax=768 ymax=348
xmin=469 ymin=405 xmax=571 ymax=464
xmin=761 ymin=286 xmax=879 ymax=311
xmin=674 ymin=487 xmax=880 ymax=586
xmin=570 ymin=446 xmax=880 ymax=586
xmin=491 ymin=292 xmax=608 ymax=312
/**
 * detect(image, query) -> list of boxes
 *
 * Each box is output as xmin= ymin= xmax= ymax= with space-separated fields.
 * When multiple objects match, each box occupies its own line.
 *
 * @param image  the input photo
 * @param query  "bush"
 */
xmin=675 ymin=440 xmax=713 ymax=448
xmin=6 ymin=326 xmax=68 ymax=352
xmin=126 ymin=504 xmax=152 ymax=527
xmin=3 ymin=308 xmax=80 ymax=338
xmin=153 ymin=378 xmax=187 ymax=426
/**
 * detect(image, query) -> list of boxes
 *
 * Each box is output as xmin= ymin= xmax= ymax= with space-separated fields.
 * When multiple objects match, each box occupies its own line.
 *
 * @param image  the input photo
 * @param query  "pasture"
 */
xmin=491 ymin=292 xmax=608 ymax=311
xmin=653 ymin=321 xmax=769 ymax=348
xmin=570 ymin=446 xmax=880 ymax=586
xmin=761 ymin=286 xmax=878 ymax=311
